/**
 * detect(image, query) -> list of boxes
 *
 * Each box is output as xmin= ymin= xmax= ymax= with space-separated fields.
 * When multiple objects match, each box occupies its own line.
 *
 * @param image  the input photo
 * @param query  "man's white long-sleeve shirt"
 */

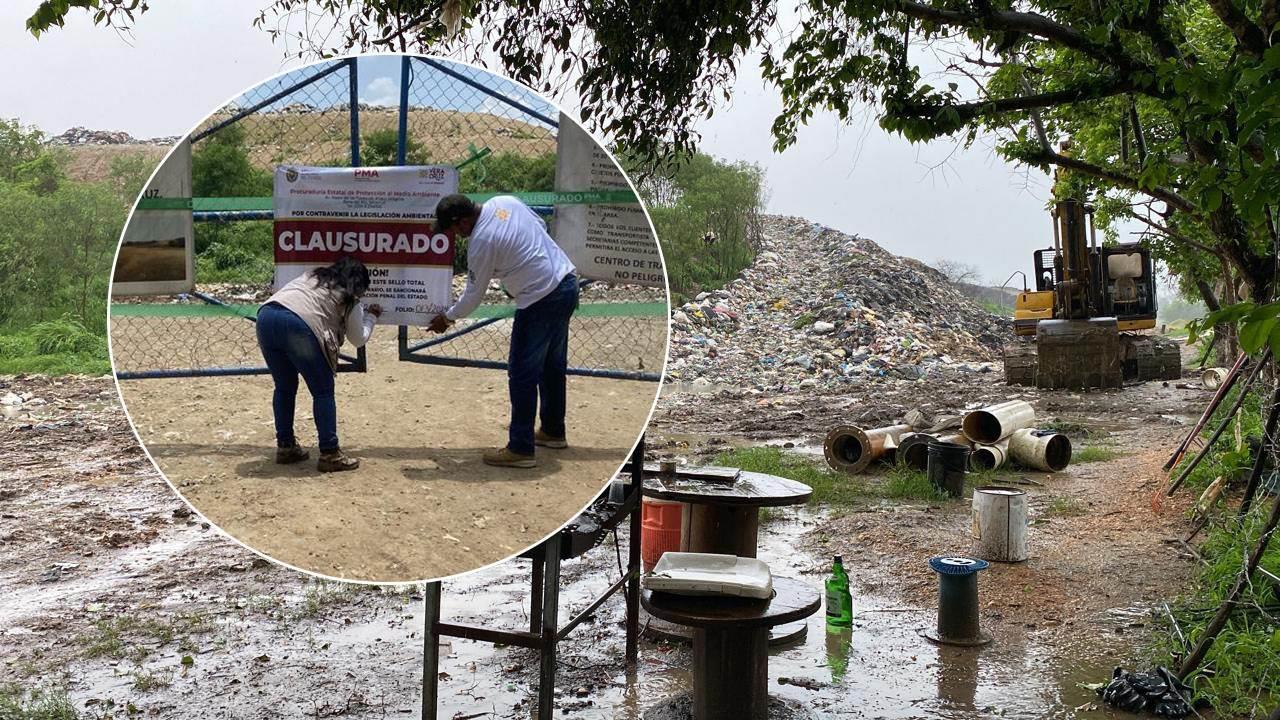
xmin=445 ymin=195 xmax=576 ymax=321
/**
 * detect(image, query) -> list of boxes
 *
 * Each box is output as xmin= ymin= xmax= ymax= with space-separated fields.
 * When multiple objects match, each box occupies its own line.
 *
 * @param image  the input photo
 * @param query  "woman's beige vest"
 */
xmin=264 ymin=273 xmax=350 ymax=371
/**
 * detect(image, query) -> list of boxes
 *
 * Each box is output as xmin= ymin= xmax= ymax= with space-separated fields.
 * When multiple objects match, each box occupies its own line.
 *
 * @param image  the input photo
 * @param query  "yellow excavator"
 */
xmin=1004 ymin=198 xmax=1181 ymax=388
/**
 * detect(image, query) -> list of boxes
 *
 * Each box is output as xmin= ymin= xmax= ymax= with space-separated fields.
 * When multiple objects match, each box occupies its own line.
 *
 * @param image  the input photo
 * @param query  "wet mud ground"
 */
xmin=1 ymin=362 xmax=1209 ymax=718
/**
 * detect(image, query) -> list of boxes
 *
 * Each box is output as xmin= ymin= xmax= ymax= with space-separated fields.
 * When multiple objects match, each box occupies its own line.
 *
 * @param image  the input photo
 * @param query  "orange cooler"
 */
xmin=640 ymin=498 xmax=684 ymax=571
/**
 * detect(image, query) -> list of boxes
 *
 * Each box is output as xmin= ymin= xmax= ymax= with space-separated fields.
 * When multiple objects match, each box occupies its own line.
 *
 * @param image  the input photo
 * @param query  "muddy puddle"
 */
xmin=420 ymin=506 xmax=1157 ymax=719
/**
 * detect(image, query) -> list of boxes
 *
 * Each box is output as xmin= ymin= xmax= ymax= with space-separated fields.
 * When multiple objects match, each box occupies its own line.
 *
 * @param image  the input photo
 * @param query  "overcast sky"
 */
xmin=0 ymin=0 xmax=1062 ymax=287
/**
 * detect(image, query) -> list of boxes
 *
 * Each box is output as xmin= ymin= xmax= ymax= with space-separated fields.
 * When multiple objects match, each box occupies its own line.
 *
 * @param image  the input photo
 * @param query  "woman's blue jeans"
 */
xmin=256 ymin=302 xmax=339 ymax=452
xmin=508 ymin=274 xmax=578 ymax=455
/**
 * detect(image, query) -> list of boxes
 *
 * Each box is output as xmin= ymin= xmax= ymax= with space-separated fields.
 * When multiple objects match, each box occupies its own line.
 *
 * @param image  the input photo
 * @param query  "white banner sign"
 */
xmin=113 ymin=139 xmax=195 ymax=296
xmin=552 ymin=114 xmax=663 ymax=286
xmin=273 ymin=165 xmax=459 ymax=326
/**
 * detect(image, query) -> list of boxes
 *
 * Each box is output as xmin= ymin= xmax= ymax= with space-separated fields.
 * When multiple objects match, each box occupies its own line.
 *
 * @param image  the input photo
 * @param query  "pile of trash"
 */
xmin=665 ymin=215 xmax=1009 ymax=391
xmin=47 ymin=127 xmax=179 ymax=146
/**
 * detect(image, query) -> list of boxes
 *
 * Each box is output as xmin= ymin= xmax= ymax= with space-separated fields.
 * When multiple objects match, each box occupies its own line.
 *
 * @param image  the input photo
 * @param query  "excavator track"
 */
xmin=1003 ymin=331 xmax=1181 ymax=388
xmin=1123 ymin=334 xmax=1182 ymax=381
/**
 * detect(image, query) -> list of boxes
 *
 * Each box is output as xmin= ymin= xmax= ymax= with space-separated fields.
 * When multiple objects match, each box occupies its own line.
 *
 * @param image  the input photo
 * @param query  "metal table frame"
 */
xmin=421 ymin=441 xmax=645 ymax=719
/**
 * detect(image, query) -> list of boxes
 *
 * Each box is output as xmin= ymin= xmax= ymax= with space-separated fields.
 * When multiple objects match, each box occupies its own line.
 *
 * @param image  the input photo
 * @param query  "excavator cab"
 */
xmin=1006 ymin=200 xmax=1180 ymax=388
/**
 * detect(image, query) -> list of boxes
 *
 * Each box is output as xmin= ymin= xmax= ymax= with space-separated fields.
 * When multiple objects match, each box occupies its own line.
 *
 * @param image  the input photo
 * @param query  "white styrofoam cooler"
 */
xmin=643 ymin=552 xmax=774 ymax=599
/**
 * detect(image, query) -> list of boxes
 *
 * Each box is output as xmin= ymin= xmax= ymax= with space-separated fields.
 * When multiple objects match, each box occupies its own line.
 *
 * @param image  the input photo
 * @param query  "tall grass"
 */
xmin=1171 ymin=385 xmax=1264 ymax=492
xmin=1172 ymin=510 xmax=1280 ymax=716
xmin=0 ymin=318 xmax=109 ymax=375
xmin=1163 ymin=382 xmax=1278 ymax=716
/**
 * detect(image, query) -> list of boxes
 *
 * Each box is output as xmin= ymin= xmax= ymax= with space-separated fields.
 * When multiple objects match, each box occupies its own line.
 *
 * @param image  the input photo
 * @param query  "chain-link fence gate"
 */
xmin=393 ymin=57 xmax=666 ymax=381
xmin=111 ymin=58 xmax=366 ymax=378
xmin=110 ymin=56 xmax=667 ymax=382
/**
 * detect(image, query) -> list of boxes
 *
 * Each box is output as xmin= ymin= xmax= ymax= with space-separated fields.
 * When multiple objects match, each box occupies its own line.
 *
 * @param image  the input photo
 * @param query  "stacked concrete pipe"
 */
xmin=1007 ymin=428 xmax=1072 ymax=471
xmin=961 ymin=400 xmax=1037 ymax=445
xmin=960 ymin=400 xmax=1076 ymax=472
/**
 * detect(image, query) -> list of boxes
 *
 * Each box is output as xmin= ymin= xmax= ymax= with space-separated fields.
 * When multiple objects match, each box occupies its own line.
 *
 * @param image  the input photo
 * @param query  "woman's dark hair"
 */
xmin=311 ymin=256 xmax=371 ymax=307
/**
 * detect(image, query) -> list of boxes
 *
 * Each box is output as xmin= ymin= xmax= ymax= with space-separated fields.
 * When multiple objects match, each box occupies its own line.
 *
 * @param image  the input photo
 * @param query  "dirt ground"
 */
xmin=1 ymin=348 xmax=1220 ymax=719
xmin=651 ymin=349 xmax=1205 ymax=647
xmin=0 ymin=376 xmax=426 ymax=717
xmin=116 ymin=333 xmax=659 ymax=583
xmin=113 ymin=243 xmax=187 ymax=285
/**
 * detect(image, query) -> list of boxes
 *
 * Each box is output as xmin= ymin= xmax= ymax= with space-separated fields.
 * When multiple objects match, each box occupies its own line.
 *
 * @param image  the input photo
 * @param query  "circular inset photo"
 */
xmin=107 ymin=55 xmax=669 ymax=583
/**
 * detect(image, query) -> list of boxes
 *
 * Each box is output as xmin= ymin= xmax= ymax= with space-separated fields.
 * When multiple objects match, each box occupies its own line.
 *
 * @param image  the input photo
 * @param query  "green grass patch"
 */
xmin=880 ymin=465 xmax=945 ymax=501
xmin=791 ymin=313 xmax=816 ymax=330
xmin=291 ymin=580 xmax=357 ymax=620
xmin=1044 ymin=496 xmax=1087 ymax=517
xmin=711 ymin=447 xmax=994 ymax=506
xmin=0 ymin=320 xmax=109 ymax=376
xmin=130 ymin=670 xmax=172 ymax=692
xmin=79 ymin=617 xmax=133 ymax=659
xmin=1072 ymin=446 xmax=1121 ymax=463
xmin=1166 ymin=508 xmax=1280 ymax=716
xmin=0 ymin=684 xmax=78 ymax=720
xmin=712 ymin=446 xmax=869 ymax=506
xmin=77 ymin=613 xmax=213 ymax=661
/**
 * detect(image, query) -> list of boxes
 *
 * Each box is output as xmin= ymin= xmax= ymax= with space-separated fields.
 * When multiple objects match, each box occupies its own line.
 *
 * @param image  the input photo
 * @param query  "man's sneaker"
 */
xmin=318 ymin=448 xmax=360 ymax=473
xmin=276 ymin=444 xmax=310 ymax=464
xmin=534 ymin=429 xmax=568 ymax=449
xmin=483 ymin=447 xmax=537 ymax=468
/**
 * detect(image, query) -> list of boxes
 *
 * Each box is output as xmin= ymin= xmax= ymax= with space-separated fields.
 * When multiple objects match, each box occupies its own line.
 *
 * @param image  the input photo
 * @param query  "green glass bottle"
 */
xmin=825 ymin=555 xmax=853 ymax=627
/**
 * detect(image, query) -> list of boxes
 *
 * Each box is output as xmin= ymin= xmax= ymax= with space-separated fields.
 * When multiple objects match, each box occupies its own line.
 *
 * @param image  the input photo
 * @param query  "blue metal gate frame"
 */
xmin=117 ymin=58 xmax=364 ymax=380
xmin=392 ymin=56 xmax=661 ymax=383
xmin=117 ymin=55 xmax=661 ymax=383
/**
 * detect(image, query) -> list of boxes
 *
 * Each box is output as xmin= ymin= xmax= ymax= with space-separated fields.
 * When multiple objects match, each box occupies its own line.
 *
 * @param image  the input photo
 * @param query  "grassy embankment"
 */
xmin=1164 ymin=383 xmax=1279 ymax=716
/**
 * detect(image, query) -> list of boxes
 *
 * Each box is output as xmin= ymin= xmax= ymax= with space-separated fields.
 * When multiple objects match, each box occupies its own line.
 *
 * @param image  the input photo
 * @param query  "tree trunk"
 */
xmin=1195 ymin=277 xmax=1230 ymax=364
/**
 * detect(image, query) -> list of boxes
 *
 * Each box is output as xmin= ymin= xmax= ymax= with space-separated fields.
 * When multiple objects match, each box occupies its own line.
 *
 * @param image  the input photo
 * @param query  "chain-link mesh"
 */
xmin=111 ymin=62 xmax=358 ymax=377
xmin=193 ymin=60 xmax=359 ymax=172
xmin=398 ymin=58 xmax=667 ymax=380
xmin=403 ymin=281 xmax=668 ymax=378
xmin=404 ymin=57 xmax=557 ymax=168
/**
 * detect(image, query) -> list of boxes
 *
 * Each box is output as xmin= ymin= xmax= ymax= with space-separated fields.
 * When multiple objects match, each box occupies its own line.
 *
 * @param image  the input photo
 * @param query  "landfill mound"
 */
xmin=666 ymin=215 xmax=1009 ymax=390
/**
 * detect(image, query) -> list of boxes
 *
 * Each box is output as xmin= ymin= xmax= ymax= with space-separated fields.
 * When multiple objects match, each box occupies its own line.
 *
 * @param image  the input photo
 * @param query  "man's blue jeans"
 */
xmin=256 ymin=302 xmax=339 ymax=452
xmin=508 ymin=274 xmax=578 ymax=455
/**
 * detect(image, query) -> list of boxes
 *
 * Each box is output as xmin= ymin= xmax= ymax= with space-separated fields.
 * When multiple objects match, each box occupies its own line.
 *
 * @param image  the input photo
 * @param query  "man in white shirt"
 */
xmin=428 ymin=194 xmax=578 ymax=468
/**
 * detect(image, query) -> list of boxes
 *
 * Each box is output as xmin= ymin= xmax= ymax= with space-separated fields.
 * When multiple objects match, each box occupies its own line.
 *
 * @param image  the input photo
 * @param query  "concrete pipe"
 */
xmin=962 ymin=400 xmax=1036 ymax=444
xmin=1008 ymin=428 xmax=1072 ymax=472
xmin=969 ymin=439 xmax=1010 ymax=472
xmin=824 ymin=423 xmax=912 ymax=474
xmin=1202 ymin=367 xmax=1229 ymax=390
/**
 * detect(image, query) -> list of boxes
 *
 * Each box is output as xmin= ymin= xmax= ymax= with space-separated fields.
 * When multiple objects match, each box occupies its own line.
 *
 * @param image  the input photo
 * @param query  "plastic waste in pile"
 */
xmin=825 ymin=555 xmax=853 ymax=627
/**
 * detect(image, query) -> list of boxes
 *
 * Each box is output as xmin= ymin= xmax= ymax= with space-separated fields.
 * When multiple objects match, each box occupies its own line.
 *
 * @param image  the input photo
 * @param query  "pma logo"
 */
xmin=284 ymin=167 xmax=299 ymax=182
xmin=354 ymin=169 xmax=380 ymax=180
